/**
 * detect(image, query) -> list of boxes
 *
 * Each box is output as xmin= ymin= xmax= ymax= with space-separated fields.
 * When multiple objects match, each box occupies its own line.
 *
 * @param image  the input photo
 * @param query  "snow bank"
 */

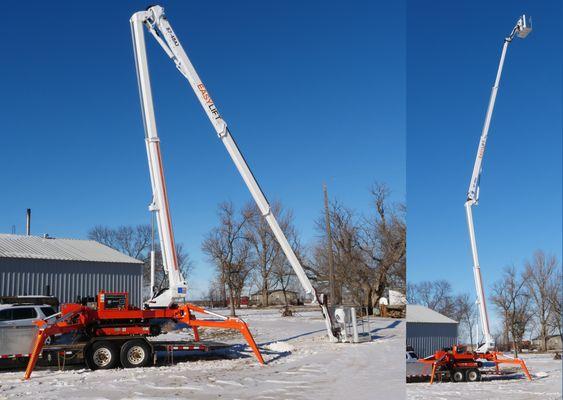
xmin=0 ymin=308 xmax=405 ymax=400
xmin=407 ymin=353 xmax=562 ymax=400
xmin=264 ymin=341 xmax=295 ymax=353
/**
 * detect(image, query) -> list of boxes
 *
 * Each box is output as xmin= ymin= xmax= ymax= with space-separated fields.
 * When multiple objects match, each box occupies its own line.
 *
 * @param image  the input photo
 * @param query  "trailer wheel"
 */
xmin=86 ymin=341 xmax=119 ymax=370
xmin=120 ymin=339 xmax=151 ymax=368
xmin=451 ymin=369 xmax=466 ymax=382
xmin=466 ymin=368 xmax=481 ymax=382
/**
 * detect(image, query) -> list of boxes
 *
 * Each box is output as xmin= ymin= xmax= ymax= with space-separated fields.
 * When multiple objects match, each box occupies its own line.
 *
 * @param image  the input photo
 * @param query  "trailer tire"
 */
xmin=466 ymin=368 xmax=481 ymax=382
xmin=86 ymin=341 xmax=119 ymax=370
xmin=120 ymin=339 xmax=151 ymax=368
xmin=451 ymin=369 xmax=466 ymax=382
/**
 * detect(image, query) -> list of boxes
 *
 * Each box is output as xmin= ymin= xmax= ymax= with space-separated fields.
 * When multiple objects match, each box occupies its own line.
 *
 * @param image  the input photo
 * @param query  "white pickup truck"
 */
xmin=406 ymin=349 xmax=419 ymax=363
xmin=0 ymin=304 xmax=57 ymax=327
xmin=0 ymin=303 xmax=58 ymax=360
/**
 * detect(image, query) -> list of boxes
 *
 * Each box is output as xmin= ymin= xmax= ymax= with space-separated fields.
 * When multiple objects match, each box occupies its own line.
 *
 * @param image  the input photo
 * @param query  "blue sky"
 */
xmin=0 ymin=1 xmax=405 ymax=298
xmin=407 ymin=0 xmax=562 ymax=331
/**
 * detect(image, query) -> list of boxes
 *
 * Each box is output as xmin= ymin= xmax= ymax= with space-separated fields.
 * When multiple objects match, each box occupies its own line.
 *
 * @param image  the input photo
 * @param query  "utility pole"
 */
xmin=323 ymin=183 xmax=337 ymax=305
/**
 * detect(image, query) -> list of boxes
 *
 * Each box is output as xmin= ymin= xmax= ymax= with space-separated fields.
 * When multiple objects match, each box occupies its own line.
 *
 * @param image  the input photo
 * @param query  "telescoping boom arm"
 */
xmin=131 ymin=7 xmax=187 ymax=308
xmin=465 ymin=15 xmax=531 ymax=353
xmin=131 ymin=6 xmax=339 ymax=341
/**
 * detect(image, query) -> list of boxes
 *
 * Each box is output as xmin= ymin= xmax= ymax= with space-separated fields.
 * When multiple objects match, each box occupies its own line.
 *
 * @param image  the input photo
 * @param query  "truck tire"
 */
xmin=86 ymin=341 xmax=119 ymax=370
xmin=451 ymin=369 xmax=465 ymax=382
xmin=120 ymin=339 xmax=151 ymax=368
xmin=466 ymin=368 xmax=481 ymax=382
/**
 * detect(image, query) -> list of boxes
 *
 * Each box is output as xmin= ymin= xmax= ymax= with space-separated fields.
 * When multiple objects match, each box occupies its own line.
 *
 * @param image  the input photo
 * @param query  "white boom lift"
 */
xmin=131 ymin=6 xmax=340 ymax=341
xmin=465 ymin=15 xmax=531 ymax=354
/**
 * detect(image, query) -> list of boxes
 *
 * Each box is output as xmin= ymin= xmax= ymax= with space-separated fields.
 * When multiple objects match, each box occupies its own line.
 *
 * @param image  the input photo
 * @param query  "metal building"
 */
xmin=0 ymin=234 xmax=144 ymax=306
xmin=406 ymin=304 xmax=458 ymax=358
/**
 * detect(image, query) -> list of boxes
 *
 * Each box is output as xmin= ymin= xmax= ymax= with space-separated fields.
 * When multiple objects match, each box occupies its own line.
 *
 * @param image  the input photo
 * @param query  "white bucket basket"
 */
xmin=332 ymin=306 xmax=372 ymax=343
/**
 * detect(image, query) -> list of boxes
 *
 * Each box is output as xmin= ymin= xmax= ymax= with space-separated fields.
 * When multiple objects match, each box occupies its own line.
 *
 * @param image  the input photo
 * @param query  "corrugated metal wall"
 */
xmin=406 ymin=322 xmax=458 ymax=358
xmin=0 ymin=258 xmax=143 ymax=307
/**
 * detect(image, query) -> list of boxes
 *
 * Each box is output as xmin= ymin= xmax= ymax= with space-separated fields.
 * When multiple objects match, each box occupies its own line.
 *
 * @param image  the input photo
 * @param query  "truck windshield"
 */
xmin=40 ymin=307 xmax=57 ymax=317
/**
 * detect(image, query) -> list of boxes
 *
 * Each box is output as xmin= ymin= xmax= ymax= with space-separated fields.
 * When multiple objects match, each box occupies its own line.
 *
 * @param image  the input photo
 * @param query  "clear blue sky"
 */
xmin=1 ymin=1 xmax=405 ymax=298
xmin=407 ymin=0 xmax=562 ymax=327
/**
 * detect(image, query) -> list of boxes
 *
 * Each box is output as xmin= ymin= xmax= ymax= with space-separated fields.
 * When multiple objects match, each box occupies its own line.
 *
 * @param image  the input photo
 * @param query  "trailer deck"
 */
xmin=1 ymin=337 xmax=230 ymax=370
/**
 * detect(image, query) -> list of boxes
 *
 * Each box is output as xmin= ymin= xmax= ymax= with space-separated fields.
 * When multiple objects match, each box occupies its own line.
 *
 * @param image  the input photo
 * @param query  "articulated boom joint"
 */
xmin=131 ymin=4 xmax=342 ymax=343
xmin=217 ymin=126 xmax=229 ymax=138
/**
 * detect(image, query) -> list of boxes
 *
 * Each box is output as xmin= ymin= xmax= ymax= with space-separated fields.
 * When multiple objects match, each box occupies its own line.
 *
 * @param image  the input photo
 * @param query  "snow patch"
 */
xmin=407 ymin=353 xmax=562 ymax=400
xmin=264 ymin=341 xmax=294 ymax=353
xmin=0 ymin=308 xmax=405 ymax=400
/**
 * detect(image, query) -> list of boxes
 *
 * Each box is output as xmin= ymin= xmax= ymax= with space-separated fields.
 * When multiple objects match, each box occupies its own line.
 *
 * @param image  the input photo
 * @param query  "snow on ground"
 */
xmin=407 ymin=353 xmax=562 ymax=400
xmin=0 ymin=307 xmax=404 ymax=400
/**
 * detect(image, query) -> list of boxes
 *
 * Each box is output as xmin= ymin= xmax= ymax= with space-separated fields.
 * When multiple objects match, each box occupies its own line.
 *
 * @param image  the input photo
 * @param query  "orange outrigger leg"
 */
xmin=182 ymin=303 xmax=265 ymax=364
xmin=24 ymin=309 xmax=87 ymax=380
xmin=490 ymin=352 xmax=532 ymax=380
xmin=23 ymin=305 xmax=264 ymax=381
xmin=429 ymin=363 xmax=438 ymax=384
xmin=23 ymin=329 xmax=48 ymax=380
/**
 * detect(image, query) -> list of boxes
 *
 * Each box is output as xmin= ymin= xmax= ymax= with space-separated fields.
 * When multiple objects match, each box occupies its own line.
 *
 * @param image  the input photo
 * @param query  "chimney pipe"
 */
xmin=26 ymin=208 xmax=31 ymax=236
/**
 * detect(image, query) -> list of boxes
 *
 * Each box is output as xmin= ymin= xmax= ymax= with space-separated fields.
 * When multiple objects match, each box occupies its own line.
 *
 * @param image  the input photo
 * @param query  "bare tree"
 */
xmin=408 ymin=280 xmax=457 ymax=318
xmin=203 ymin=275 xmax=225 ymax=307
xmin=88 ymin=225 xmax=192 ymax=296
xmin=523 ymin=250 xmax=559 ymax=351
xmin=270 ymin=219 xmax=301 ymax=313
xmin=491 ymin=266 xmax=532 ymax=357
xmin=144 ymin=242 xmax=193 ymax=295
xmin=202 ymin=202 xmax=253 ymax=317
xmin=244 ymin=201 xmax=287 ymax=307
xmin=491 ymin=269 xmax=512 ymax=351
xmin=548 ymin=265 xmax=562 ymax=343
xmin=454 ymin=293 xmax=478 ymax=348
xmin=406 ymin=282 xmax=417 ymax=304
xmin=310 ymin=183 xmax=405 ymax=314
xmin=492 ymin=329 xmax=504 ymax=350
xmin=358 ymin=183 xmax=406 ymax=307
xmin=88 ymin=224 xmax=151 ymax=259
xmin=312 ymin=201 xmax=366 ymax=307
xmin=271 ymin=253 xmax=296 ymax=309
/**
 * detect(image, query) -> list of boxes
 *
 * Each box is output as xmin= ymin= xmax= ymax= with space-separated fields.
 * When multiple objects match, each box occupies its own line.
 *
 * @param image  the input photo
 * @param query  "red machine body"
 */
xmin=23 ymin=291 xmax=264 ymax=379
xmin=419 ymin=345 xmax=531 ymax=383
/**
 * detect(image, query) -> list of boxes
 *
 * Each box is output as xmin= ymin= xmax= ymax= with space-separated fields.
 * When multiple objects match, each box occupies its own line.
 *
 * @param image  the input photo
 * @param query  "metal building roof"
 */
xmin=407 ymin=304 xmax=458 ymax=324
xmin=0 ymin=234 xmax=143 ymax=264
